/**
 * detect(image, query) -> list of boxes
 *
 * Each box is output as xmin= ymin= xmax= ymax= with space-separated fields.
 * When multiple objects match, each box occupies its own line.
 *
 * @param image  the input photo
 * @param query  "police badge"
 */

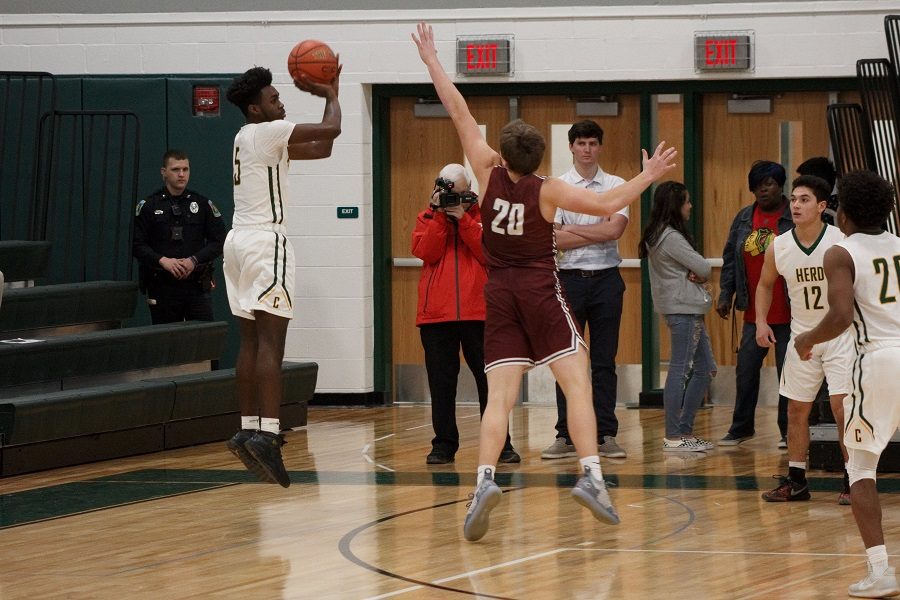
xmin=190 ymin=201 xmax=199 ymax=214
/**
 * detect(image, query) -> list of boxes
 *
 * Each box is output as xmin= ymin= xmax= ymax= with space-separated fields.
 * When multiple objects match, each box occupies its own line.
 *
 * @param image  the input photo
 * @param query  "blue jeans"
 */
xmin=663 ymin=314 xmax=716 ymax=438
xmin=727 ymin=321 xmax=790 ymax=438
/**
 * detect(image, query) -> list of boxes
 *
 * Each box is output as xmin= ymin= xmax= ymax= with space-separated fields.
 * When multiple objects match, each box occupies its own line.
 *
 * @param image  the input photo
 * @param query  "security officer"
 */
xmin=133 ymin=149 xmax=227 ymax=324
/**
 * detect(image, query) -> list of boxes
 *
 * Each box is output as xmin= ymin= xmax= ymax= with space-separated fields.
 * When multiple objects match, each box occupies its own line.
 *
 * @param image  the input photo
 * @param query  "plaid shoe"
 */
xmin=761 ymin=475 xmax=810 ymax=502
xmin=245 ymin=431 xmax=291 ymax=488
xmin=663 ymin=437 xmax=706 ymax=452
xmin=463 ymin=468 xmax=502 ymax=542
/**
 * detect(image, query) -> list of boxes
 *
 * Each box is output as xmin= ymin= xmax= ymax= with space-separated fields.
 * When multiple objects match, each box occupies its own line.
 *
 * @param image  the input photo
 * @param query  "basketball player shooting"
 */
xmin=223 ymin=61 xmax=341 ymax=488
xmin=412 ymin=22 xmax=677 ymax=541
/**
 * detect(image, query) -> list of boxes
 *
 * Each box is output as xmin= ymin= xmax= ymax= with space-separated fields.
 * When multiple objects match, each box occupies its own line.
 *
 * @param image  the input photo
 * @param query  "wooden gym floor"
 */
xmin=2 ymin=403 xmax=898 ymax=599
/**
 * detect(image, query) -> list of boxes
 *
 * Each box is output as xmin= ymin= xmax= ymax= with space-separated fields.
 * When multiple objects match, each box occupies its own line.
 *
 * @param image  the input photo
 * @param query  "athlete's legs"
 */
xmin=254 ymin=310 xmax=289 ymax=419
xmin=787 ymin=399 xmax=813 ymax=463
xmin=235 ymin=316 xmax=259 ymax=417
xmin=848 ymin=448 xmax=883 ymax=548
xmin=831 ymin=393 xmax=849 ymax=462
xmin=549 ymin=348 xmax=597 ymax=459
xmin=479 ymin=364 xmax=525 ymax=466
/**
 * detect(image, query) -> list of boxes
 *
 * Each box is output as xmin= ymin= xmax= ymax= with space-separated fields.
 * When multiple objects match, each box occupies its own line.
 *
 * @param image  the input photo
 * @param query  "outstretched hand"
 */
xmin=294 ymin=58 xmax=342 ymax=98
xmin=412 ymin=22 xmax=439 ymax=65
xmin=641 ymin=142 xmax=678 ymax=182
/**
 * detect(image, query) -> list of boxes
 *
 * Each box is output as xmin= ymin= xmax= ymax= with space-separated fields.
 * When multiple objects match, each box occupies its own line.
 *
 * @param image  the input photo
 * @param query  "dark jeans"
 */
xmin=727 ymin=321 xmax=790 ymax=438
xmin=420 ymin=320 xmax=512 ymax=456
xmin=554 ymin=267 xmax=625 ymax=443
xmin=147 ymin=284 xmax=213 ymax=324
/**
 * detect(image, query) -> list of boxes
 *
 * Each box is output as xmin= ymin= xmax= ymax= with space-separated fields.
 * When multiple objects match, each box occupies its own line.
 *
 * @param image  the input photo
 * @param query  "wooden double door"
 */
xmin=387 ymin=90 xmax=851 ymax=402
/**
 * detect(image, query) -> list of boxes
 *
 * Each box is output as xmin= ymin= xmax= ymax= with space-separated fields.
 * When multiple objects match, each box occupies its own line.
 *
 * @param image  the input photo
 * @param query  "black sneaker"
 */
xmin=244 ymin=431 xmax=291 ymax=488
xmin=498 ymin=447 xmax=521 ymax=463
xmin=226 ymin=430 xmax=268 ymax=480
xmin=426 ymin=450 xmax=454 ymax=464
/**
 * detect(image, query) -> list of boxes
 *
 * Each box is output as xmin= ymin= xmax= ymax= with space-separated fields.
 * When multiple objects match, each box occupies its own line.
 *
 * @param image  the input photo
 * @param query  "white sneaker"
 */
xmin=685 ymin=436 xmax=715 ymax=451
xmin=463 ymin=469 xmax=502 ymax=542
xmin=663 ymin=437 xmax=707 ymax=452
xmin=849 ymin=565 xmax=900 ymax=598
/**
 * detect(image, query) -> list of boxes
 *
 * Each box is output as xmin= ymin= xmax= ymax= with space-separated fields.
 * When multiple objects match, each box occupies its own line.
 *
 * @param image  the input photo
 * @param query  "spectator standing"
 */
xmin=542 ymin=120 xmax=628 ymax=460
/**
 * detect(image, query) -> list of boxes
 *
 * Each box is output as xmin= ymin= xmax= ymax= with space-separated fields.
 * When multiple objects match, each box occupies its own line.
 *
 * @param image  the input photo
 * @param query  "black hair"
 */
xmin=747 ymin=160 xmax=786 ymax=192
xmin=837 ymin=170 xmax=896 ymax=229
xmin=567 ymin=120 xmax=604 ymax=144
xmin=791 ymin=174 xmax=831 ymax=202
xmin=226 ymin=66 xmax=273 ymax=117
xmin=796 ymin=156 xmax=836 ymax=191
xmin=638 ymin=181 xmax=693 ymax=259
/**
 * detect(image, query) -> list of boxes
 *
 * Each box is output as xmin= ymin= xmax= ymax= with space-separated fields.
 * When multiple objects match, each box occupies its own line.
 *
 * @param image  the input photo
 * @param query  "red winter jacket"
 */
xmin=411 ymin=204 xmax=487 ymax=326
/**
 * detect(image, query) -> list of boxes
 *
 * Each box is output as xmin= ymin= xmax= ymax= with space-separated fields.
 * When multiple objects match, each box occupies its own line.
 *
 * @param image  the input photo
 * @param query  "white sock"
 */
xmin=477 ymin=464 xmax=495 ymax=485
xmin=788 ymin=461 xmax=807 ymax=470
xmin=241 ymin=416 xmax=259 ymax=431
xmin=867 ymin=545 xmax=889 ymax=575
xmin=260 ymin=417 xmax=280 ymax=435
xmin=579 ymin=455 xmax=603 ymax=486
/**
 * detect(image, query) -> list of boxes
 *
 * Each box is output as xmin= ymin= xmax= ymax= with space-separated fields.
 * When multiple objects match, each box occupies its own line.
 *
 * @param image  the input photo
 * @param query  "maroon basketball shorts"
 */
xmin=483 ymin=267 xmax=586 ymax=371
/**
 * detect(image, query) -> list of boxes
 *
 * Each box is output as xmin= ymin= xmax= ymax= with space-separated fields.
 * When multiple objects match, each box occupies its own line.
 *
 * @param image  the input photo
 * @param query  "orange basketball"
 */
xmin=287 ymin=40 xmax=337 ymax=84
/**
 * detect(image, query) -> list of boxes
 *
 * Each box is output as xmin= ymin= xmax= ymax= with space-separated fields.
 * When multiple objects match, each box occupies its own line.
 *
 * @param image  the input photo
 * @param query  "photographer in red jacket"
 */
xmin=412 ymin=163 xmax=519 ymax=465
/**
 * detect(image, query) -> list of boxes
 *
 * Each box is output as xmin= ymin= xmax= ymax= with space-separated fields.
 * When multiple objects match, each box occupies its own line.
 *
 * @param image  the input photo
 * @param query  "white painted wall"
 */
xmin=1 ymin=2 xmax=897 ymax=392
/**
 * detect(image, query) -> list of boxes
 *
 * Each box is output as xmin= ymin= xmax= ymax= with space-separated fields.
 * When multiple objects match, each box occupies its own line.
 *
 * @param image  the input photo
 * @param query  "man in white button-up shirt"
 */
xmin=542 ymin=120 xmax=629 ymax=460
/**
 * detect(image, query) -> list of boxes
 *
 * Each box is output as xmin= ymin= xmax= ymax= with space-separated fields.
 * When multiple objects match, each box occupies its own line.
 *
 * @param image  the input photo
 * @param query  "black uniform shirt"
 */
xmin=133 ymin=188 xmax=227 ymax=280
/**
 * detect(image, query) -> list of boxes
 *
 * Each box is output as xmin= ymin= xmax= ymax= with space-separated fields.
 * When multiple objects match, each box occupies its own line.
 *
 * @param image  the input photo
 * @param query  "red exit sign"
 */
xmin=694 ymin=32 xmax=753 ymax=72
xmin=456 ymin=36 xmax=512 ymax=76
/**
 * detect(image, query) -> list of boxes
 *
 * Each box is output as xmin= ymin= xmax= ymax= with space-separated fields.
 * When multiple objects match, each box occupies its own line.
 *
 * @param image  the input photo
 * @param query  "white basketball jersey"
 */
xmin=773 ymin=224 xmax=845 ymax=334
xmin=231 ymin=120 xmax=294 ymax=228
xmin=838 ymin=231 xmax=900 ymax=351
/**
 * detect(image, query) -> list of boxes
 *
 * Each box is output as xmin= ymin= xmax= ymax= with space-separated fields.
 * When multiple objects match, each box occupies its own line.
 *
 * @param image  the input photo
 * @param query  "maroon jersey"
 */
xmin=480 ymin=166 xmax=556 ymax=270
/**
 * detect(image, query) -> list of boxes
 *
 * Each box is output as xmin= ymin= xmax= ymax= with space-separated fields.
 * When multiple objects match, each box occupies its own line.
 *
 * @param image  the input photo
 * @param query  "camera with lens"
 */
xmin=434 ymin=177 xmax=478 ymax=208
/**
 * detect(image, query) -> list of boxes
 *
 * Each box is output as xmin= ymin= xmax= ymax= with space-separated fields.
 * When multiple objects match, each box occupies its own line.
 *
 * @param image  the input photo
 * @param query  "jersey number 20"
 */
xmin=490 ymin=199 xmax=524 ymax=235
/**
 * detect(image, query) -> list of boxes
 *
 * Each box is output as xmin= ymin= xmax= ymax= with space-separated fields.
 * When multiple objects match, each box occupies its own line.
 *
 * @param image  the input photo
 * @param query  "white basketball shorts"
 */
xmin=223 ymin=226 xmax=295 ymax=320
xmin=780 ymin=329 xmax=854 ymax=401
xmin=843 ymin=345 xmax=900 ymax=454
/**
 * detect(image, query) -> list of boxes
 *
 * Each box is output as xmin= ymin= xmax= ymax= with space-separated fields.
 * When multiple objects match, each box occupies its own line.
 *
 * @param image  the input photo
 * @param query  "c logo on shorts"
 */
xmin=855 ymin=429 xmax=862 ymax=443
xmin=273 ymin=296 xmax=281 ymax=308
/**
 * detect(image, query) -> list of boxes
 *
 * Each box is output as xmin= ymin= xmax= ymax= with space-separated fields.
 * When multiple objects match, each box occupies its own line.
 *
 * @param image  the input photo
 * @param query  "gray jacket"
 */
xmin=647 ymin=227 xmax=712 ymax=315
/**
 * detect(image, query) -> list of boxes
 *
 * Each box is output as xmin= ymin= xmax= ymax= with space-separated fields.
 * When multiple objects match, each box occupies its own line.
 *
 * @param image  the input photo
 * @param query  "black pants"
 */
xmin=727 ymin=321 xmax=790 ymax=438
xmin=554 ymin=267 xmax=625 ymax=443
xmin=147 ymin=283 xmax=213 ymax=324
xmin=420 ymin=320 xmax=512 ymax=456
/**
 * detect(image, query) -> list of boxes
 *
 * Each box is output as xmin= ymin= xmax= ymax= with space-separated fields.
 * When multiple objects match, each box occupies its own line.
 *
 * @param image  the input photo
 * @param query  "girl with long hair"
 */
xmin=639 ymin=181 xmax=717 ymax=451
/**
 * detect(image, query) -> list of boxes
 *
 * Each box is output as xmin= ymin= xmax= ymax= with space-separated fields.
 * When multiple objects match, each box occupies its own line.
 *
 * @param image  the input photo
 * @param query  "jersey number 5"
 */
xmin=233 ymin=147 xmax=241 ymax=186
xmin=490 ymin=198 xmax=524 ymax=235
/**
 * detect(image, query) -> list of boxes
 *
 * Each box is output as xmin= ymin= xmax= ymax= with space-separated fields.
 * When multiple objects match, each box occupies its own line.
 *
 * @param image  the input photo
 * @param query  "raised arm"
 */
xmin=412 ymin=22 xmax=500 ymax=189
xmin=288 ymin=65 xmax=343 ymax=160
xmin=541 ymin=142 xmax=677 ymax=217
